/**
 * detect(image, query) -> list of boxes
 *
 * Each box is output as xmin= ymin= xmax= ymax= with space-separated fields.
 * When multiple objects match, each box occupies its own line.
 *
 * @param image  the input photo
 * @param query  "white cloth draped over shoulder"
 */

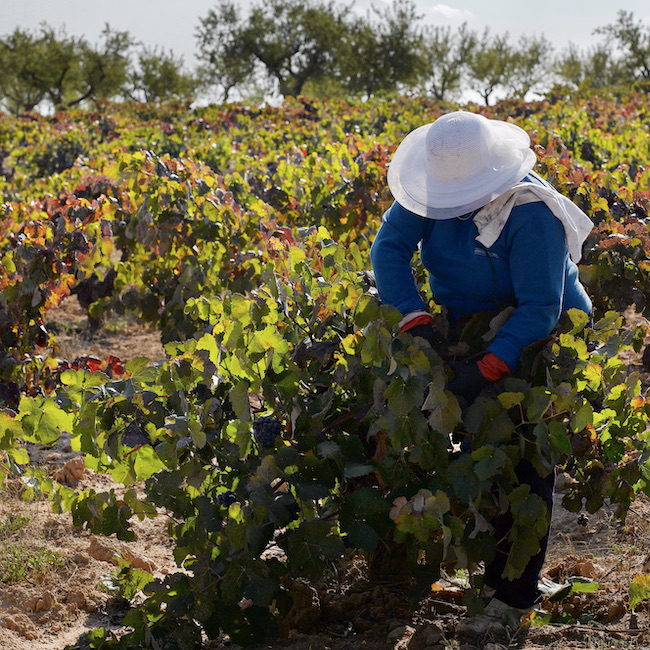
xmin=472 ymin=183 xmax=594 ymax=263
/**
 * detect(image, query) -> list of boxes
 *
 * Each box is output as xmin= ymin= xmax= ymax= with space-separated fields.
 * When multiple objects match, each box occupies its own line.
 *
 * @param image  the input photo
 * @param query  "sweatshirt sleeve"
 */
xmin=370 ymin=202 xmax=432 ymax=315
xmin=486 ymin=202 xmax=568 ymax=370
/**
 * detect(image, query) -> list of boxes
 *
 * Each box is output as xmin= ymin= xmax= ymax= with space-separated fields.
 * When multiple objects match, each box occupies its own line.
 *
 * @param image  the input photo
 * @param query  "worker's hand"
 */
xmin=406 ymin=322 xmax=442 ymax=350
xmin=446 ymin=361 xmax=490 ymax=404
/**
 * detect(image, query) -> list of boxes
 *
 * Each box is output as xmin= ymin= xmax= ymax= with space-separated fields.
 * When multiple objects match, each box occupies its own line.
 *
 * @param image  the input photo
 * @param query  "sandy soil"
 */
xmin=0 ymin=297 xmax=169 ymax=650
xmin=0 ymin=296 xmax=649 ymax=650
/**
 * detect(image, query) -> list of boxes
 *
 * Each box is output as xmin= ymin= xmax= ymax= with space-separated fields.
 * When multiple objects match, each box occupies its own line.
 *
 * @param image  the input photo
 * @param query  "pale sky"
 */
xmin=0 ymin=0 xmax=650 ymax=102
xmin=1 ymin=0 xmax=649 ymax=71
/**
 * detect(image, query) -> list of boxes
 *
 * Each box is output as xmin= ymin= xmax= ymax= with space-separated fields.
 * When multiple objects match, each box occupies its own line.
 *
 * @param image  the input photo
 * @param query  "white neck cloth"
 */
xmin=472 ymin=183 xmax=594 ymax=263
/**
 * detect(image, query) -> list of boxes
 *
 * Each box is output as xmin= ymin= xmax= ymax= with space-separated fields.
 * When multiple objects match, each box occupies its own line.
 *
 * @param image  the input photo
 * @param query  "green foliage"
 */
xmin=553 ymin=43 xmax=630 ymax=95
xmin=0 ymin=26 xmax=78 ymax=113
xmin=2 ymin=7 xmax=650 ymax=111
xmin=629 ymin=574 xmax=650 ymax=610
xmin=70 ymin=26 xmax=134 ymax=108
xmin=0 ymin=512 xmax=30 ymax=538
xmin=423 ymin=23 xmax=477 ymax=102
xmin=530 ymin=576 xmax=601 ymax=626
xmin=0 ymin=96 xmax=650 ymax=646
xmin=341 ymin=0 xmax=430 ymax=97
xmin=0 ymin=25 xmax=133 ymax=113
xmin=196 ymin=0 xmax=352 ymax=99
xmin=195 ymin=0 xmax=434 ymax=100
xmin=594 ymin=10 xmax=650 ymax=83
xmin=100 ymin=556 xmax=155 ymax=602
xmin=192 ymin=2 xmax=650 ymax=102
xmin=57 ymin=255 xmax=649 ymax=646
xmin=128 ymin=47 xmax=197 ymax=104
xmin=507 ymin=35 xmax=554 ymax=99
xmin=467 ymin=29 xmax=513 ymax=106
xmin=0 ymin=543 xmax=64 ymax=583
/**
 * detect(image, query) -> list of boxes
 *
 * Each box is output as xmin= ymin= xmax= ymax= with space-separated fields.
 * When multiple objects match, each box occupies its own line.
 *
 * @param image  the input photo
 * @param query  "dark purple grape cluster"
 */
xmin=191 ymin=383 xmax=213 ymax=404
xmin=0 ymin=381 xmax=20 ymax=409
xmin=252 ymin=417 xmax=282 ymax=448
xmin=217 ymin=491 xmax=237 ymax=507
xmin=285 ymin=499 xmax=300 ymax=523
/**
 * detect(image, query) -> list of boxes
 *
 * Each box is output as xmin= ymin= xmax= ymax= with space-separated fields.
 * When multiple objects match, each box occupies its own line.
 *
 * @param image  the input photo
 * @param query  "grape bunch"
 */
xmin=252 ymin=417 xmax=283 ymax=448
xmin=217 ymin=491 xmax=237 ymax=507
xmin=191 ymin=383 xmax=213 ymax=404
xmin=0 ymin=381 xmax=21 ymax=409
xmin=284 ymin=499 xmax=300 ymax=523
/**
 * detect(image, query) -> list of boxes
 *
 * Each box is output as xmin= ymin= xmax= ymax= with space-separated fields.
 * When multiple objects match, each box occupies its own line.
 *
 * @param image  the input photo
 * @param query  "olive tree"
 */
xmin=423 ymin=22 xmax=477 ymax=102
xmin=70 ymin=26 xmax=134 ymax=107
xmin=0 ymin=26 xmax=78 ymax=113
xmin=507 ymin=35 xmax=554 ymax=99
xmin=129 ymin=47 xmax=197 ymax=103
xmin=595 ymin=10 xmax=650 ymax=81
xmin=340 ymin=0 xmax=429 ymax=97
xmin=554 ymin=42 xmax=631 ymax=93
xmin=196 ymin=0 xmax=350 ymax=99
xmin=467 ymin=29 xmax=513 ymax=105
xmin=195 ymin=0 xmax=258 ymax=102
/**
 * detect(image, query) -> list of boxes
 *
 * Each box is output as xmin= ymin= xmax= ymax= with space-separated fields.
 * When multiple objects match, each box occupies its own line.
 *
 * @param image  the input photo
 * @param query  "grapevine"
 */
xmin=0 ymin=93 xmax=649 ymax=647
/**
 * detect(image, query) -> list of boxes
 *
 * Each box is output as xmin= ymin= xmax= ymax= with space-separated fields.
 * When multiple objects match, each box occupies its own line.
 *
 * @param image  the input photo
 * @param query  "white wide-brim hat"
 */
xmin=387 ymin=111 xmax=537 ymax=219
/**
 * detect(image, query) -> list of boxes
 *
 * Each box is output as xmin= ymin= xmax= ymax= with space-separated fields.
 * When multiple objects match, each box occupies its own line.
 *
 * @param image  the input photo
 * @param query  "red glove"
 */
xmin=477 ymin=353 xmax=511 ymax=382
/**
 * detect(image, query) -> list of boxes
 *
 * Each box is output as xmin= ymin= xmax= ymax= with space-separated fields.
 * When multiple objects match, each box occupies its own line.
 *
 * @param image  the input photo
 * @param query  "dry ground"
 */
xmin=1 ymin=296 xmax=649 ymax=650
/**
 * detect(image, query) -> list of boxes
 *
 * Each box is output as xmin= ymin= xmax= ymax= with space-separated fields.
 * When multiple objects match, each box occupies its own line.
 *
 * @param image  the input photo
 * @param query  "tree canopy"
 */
xmin=595 ymin=10 xmax=650 ymax=82
xmin=423 ymin=23 xmax=477 ymax=101
xmin=0 ymin=3 xmax=648 ymax=113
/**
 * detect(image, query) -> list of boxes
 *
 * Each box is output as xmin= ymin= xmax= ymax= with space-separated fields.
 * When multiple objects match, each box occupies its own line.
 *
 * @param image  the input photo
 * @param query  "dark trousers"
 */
xmin=483 ymin=459 xmax=556 ymax=609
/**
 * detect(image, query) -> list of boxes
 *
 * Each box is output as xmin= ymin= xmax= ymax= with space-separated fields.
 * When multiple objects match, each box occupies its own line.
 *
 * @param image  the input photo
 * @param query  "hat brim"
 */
xmin=387 ymin=118 xmax=537 ymax=220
